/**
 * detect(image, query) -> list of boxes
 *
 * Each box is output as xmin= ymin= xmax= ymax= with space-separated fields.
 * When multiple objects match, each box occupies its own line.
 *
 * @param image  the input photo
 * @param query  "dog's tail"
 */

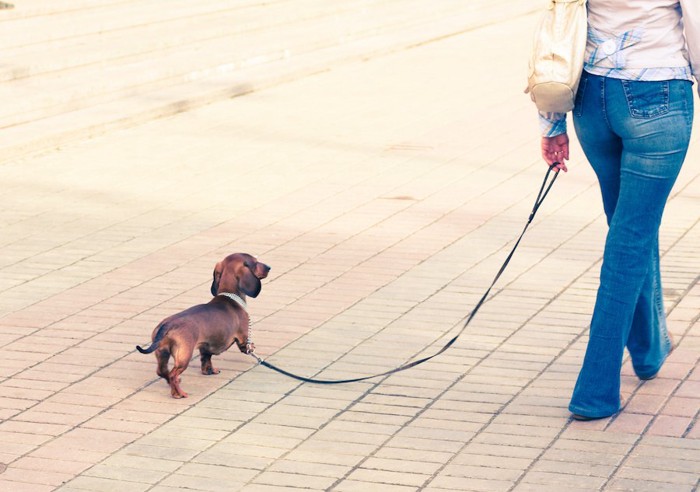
xmin=136 ymin=324 xmax=168 ymax=354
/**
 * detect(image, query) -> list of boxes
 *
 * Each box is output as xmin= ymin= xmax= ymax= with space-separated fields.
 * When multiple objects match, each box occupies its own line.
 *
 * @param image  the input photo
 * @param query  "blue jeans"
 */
xmin=569 ymin=71 xmax=694 ymax=418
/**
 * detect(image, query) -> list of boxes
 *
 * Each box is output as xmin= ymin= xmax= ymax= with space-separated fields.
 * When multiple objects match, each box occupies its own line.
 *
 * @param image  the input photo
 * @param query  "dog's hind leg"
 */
xmin=168 ymin=365 xmax=188 ymax=399
xmin=167 ymin=346 xmax=193 ymax=398
xmin=155 ymin=348 xmax=170 ymax=381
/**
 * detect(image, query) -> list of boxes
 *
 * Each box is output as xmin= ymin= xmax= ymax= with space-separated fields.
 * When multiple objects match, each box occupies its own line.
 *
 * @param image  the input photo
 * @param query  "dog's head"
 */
xmin=210 ymin=253 xmax=271 ymax=298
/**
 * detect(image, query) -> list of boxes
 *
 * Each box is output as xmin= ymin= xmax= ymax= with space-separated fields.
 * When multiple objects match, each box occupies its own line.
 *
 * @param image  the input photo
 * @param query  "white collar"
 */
xmin=217 ymin=292 xmax=248 ymax=313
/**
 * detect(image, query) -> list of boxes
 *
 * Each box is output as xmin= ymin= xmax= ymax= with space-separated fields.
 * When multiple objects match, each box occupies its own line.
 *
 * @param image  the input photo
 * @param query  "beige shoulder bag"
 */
xmin=526 ymin=0 xmax=588 ymax=113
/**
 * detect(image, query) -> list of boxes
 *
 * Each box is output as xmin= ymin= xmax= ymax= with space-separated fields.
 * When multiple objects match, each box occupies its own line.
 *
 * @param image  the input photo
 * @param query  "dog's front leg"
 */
xmin=199 ymin=349 xmax=220 ymax=375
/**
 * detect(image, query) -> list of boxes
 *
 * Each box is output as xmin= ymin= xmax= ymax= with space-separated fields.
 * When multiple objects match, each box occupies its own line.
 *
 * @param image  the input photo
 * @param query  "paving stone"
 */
xmin=511 ymin=483 xmax=590 ymax=492
xmin=646 ymin=415 xmax=693 ymax=437
xmin=267 ymin=459 xmax=351 ymax=478
xmin=426 ymin=475 xmax=513 ymax=492
xmin=606 ymin=413 xmax=654 ymax=434
xmin=333 ymin=480 xmax=417 ymax=492
xmin=372 ymin=446 xmax=454 ymax=464
xmin=344 ymin=468 xmax=428 ymax=487
xmin=661 ymin=396 xmax=700 ymax=417
xmin=252 ymin=470 xmax=338 ymax=489
xmin=83 ymin=463 xmax=170 ymax=485
xmin=452 ymin=452 xmax=533 ymax=470
xmin=517 ymin=470 xmax=606 ymax=490
xmin=615 ymin=466 xmax=698 ymax=486
xmin=605 ymin=477 xmax=695 ymax=492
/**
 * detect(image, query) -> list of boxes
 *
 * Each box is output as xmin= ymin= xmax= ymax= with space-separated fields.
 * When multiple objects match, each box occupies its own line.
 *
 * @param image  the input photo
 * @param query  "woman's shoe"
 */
xmin=570 ymin=394 xmax=628 ymax=421
xmin=571 ymin=413 xmax=604 ymax=422
xmin=639 ymin=332 xmax=676 ymax=381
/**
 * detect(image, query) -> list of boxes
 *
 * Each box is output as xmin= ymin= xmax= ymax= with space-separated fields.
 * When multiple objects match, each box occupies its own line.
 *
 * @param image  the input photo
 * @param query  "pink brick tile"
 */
xmin=656 ymin=362 xmax=694 ymax=380
xmin=685 ymin=423 xmax=700 ymax=439
xmin=675 ymin=380 xmax=700 ymax=399
xmin=0 ymin=465 xmax=74 ymax=487
xmin=12 ymin=456 xmax=93 ymax=475
xmin=606 ymin=413 xmax=652 ymax=434
xmin=646 ymin=415 xmax=692 ymax=437
xmin=666 ymin=347 xmax=699 ymax=364
xmin=0 ymin=478 xmax=53 ymax=492
xmin=625 ymin=395 xmax=667 ymax=415
xmin=637 ymin=378 xmax=680 ymax=397
xmin=661 ymin=397 xmax=700 ymax=418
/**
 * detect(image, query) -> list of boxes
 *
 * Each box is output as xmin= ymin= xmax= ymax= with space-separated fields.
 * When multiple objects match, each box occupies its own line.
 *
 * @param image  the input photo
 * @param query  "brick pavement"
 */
xmin=1 ymin=1 xmax=699 ymax=491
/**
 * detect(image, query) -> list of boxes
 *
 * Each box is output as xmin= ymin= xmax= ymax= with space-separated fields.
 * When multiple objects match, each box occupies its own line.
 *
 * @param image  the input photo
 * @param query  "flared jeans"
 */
xmin=569 ymin=71 xmax=694 ymax=418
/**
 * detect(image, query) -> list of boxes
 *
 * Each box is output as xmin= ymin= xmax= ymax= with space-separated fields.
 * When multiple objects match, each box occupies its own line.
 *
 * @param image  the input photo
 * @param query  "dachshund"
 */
xmin=137 ymin=253 xmax=270 ymax=398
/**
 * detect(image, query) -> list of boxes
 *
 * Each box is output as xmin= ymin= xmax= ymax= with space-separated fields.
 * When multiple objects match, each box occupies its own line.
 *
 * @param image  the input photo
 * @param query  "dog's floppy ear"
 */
xmin=211 ymin=261 xmax=223 ymax=296
xmin=239 ymin=268 xmax=262 ymax=298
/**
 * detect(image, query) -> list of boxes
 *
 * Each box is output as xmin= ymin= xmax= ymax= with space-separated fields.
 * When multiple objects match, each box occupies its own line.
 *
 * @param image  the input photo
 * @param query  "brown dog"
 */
xmin=136 ymin=253 xmax=270 ymax=398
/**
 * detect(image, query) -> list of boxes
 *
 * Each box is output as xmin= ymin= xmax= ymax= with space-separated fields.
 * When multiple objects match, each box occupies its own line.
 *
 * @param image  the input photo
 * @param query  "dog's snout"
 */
xmin=256 ymin=262 xmax=271 ymax=279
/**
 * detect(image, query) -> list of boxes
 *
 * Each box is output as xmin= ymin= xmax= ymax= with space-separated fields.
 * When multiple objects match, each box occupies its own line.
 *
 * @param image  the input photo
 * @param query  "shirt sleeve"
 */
xmin=538 ymin=112 xmax=568 ymax=137
xmin=680 ymin=0 xmax=700 ymax=96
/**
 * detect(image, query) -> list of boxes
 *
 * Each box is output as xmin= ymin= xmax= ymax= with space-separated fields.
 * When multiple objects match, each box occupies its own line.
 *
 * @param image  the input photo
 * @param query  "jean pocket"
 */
xmin=621 ymin=80 xmax=670 ymax=118
xmin=573 ymin=73 xmax=588 ymax=118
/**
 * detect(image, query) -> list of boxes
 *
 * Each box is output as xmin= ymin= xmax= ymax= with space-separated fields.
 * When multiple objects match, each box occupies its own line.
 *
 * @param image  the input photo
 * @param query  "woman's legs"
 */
xmin=570 ymin=73 xmax=693 ymax=418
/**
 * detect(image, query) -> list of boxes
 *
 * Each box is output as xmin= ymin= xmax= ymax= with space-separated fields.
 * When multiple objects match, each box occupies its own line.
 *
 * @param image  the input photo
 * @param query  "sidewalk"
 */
xmin=1 ymin=2 xmax=699 ymax=491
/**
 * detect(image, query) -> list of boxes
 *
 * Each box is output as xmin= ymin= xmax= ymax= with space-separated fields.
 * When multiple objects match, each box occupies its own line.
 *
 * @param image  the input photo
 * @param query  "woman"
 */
xmin=540 ymin=0 xmax=699 ymax=420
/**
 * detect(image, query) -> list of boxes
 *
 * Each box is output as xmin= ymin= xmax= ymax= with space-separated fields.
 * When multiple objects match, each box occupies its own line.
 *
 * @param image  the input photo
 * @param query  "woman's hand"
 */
xmin=541 ymin=133 xmax=569 ymax=172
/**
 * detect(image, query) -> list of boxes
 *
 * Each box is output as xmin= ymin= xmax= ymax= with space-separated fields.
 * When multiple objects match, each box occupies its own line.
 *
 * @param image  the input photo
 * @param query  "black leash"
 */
xmin=249 ymin=165 xmax=561 ymax=384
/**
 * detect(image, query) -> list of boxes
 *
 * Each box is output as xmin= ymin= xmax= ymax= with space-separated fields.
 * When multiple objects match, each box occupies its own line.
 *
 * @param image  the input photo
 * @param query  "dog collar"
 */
xmin=217 ymin=292 xmax=248 ymax=313
xmin=218 ymin=292 xmax=254 ymax=353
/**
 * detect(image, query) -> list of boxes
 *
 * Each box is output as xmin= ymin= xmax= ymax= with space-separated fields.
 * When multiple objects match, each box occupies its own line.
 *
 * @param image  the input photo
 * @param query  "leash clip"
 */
xmin=248 ymin=349 xmax=264 ymax=365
